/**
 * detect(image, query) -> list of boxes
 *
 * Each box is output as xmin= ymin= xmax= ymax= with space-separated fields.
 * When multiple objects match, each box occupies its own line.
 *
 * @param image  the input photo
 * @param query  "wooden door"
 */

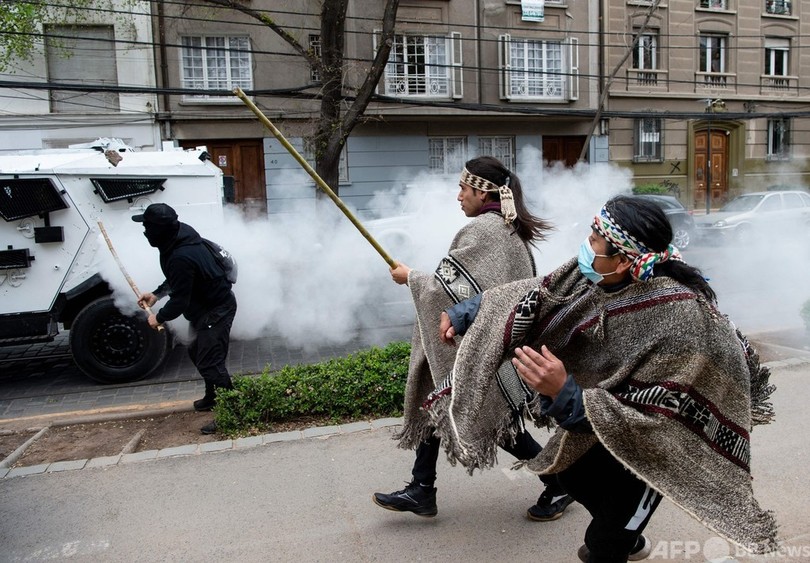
xmin=542 ymin=136 xmax=587 ymax=167
xmin=181 ymin=139 xmax=267 ymax=215
xmin=694 ymin=130 xmax=728 ymax=210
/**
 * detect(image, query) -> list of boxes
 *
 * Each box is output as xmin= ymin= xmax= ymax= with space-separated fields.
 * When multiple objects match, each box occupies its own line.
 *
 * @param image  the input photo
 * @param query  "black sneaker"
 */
xmin=193 ymin=395 xmax=215 ymax=412
xmin=200 ymin=421 xmax=217 ymax=435
xmin=526 ymin=485 xmax=575 ymax=521
xmin=372 ymin=482 xmax=438 ymax=517
xmin=577 ymin=534 xmax=652 ymax=562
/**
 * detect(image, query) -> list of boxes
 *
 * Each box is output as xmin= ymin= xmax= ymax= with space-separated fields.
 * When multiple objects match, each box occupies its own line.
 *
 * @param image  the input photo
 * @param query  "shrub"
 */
xmin=213 ymin=341 xmax=411 ymax=436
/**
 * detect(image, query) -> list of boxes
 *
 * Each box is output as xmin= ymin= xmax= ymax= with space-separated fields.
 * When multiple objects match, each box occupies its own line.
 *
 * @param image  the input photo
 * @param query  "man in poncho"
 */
xmin=436 ymin=195 xmax=776 ymax=561
xmin=372 ymin=156 xmax=574 ymax=521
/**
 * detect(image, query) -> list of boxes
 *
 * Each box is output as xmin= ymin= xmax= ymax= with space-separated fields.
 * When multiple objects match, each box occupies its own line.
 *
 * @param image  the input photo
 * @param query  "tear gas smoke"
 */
xmin=97 ymin=149 xmax=808 ymax=353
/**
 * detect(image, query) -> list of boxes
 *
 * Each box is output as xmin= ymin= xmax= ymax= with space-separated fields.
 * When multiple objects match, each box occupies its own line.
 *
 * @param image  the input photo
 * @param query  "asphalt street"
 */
xmin=1 ymin=361 xmax=809 ymax=562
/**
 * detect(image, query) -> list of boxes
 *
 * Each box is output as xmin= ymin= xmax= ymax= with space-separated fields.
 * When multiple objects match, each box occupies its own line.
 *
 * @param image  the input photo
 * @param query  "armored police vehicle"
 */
xmin=0 ymin=140 xmax=225 ymax=383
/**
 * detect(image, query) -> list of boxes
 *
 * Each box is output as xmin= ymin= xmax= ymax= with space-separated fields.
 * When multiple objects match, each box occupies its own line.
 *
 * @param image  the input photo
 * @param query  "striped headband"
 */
xmin=459 ymin=168 xmax=517 ymax=224
xmin=592 ymin=205 xmax=683 ymax=281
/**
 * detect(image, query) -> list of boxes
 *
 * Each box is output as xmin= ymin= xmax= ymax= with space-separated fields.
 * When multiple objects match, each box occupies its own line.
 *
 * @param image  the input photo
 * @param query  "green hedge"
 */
xmin=213 ymin=341 xmax=411 ymax=436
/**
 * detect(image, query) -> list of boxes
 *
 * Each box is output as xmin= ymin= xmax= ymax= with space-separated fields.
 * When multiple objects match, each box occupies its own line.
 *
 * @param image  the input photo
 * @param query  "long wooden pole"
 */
xmin=97 ymin=221 xmax=164 ymax=331
xmin=232 ymin=87 xmax=397 ymax=268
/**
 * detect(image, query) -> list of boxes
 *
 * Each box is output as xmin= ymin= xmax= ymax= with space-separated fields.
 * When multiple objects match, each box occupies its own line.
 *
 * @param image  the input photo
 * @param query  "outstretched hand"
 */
xmin=390 ymin=263 xmax=411 ymax=285
xmin=512 ymin=345 xmax=567 ymax=398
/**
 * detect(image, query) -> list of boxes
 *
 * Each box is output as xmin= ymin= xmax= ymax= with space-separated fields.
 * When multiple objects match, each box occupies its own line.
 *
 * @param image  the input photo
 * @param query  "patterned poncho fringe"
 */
xmin=395 ymin=212 xmax=536 ymax=451
xmin=425 ymin=258 xmax=777 ymax=554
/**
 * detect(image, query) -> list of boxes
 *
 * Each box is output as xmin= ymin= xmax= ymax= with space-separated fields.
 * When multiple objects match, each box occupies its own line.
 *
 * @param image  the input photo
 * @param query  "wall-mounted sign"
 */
xmin=521 ymin=0 xmax=545 ymax=22
xmin=218 ymin=155 xmax=228 ymax=167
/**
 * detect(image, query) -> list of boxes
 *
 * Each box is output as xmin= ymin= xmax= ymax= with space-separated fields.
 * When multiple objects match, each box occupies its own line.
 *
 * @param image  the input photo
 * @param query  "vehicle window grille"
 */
xmin=0 ymin=248 xmax=33 ymax=270
xmin=90 ymin=178 xmax=166 ymax=203
xmin=0 ymin=178 xmax=69 ymax=221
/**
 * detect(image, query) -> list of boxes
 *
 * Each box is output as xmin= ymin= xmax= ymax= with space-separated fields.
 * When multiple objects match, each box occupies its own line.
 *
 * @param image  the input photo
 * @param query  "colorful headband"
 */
xmin=459 ymin=168 xmax=517 ymax=224
xmin=592 ymin=205 xmax=683 ymax=281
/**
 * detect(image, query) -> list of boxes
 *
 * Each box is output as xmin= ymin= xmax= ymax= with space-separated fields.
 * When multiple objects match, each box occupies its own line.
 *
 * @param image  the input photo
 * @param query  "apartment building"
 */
xmin=0 ymin=1 xmax=160 ymax=152
xmin=153 ymin=0 xmax=600 ymax=215
xmin=603 ymin=0 xmax=810 ymax=210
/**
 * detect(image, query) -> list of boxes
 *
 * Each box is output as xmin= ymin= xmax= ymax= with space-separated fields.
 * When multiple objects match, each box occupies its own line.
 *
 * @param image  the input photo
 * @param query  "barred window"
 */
xmin=429 ymin=137 xmax=467 ymax=174
xmin=634 ymin=118 xmax=662 ymax=162
xmin=478 ymin=137 xmax=515 ymax=171
xmin=767 ymin=118 xmax=790 ymax=160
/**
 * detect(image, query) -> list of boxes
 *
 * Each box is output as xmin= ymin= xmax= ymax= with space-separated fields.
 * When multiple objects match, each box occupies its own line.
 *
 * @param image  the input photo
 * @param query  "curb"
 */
xmin=2 ymin=352 xmax=807 ymax=481
xmin=0 ymin=417 xmax=404 ymax=480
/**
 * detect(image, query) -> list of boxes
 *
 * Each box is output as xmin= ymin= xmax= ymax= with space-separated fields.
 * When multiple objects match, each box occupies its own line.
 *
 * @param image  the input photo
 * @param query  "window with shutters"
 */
xmin=498 ymin=35 xmax=578 ymax=101
xmin=45 ymin=25 xmax=119 ymax=113
xmin=380 ymin=34 xmax=462 ymax=99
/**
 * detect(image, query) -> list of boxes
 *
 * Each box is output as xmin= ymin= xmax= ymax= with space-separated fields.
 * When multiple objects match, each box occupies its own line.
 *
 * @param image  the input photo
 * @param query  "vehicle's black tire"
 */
xmin=69 ymin=296 xmax=170 ymax=384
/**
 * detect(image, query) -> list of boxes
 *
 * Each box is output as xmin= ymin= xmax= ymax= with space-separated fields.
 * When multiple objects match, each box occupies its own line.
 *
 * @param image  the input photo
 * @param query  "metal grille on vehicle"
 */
xmin=0 ymin=178 xmax=69 ymax=221
xmin=90 ymin=178 xmax=166 ymax=203
xmin=0 ymin=248 xmax=33 ymax=270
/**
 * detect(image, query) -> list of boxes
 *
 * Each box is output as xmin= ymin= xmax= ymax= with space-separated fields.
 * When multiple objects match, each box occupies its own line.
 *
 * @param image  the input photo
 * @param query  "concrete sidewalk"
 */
xmin=0 ymin=324 xmax=413 ymax=424
xmin=0 ymin=362 xmax=808 ymax=562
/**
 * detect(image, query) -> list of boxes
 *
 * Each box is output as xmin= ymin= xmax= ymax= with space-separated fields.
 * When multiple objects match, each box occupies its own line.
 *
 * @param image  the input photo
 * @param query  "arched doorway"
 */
xmin=694 ymin=128 xmax=729 ymax=210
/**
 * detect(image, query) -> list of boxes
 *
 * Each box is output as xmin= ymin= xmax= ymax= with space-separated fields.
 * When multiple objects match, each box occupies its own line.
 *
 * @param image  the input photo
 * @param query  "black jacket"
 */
xmin=153 ymin=223 xmax=234 ymax=325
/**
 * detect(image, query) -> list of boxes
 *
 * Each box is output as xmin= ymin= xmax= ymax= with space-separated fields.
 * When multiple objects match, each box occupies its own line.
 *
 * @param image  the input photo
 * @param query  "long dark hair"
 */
xmin=603 ymin=195 xmax=716 ymax=302
xmin=464 ymin=156 xmax=552 ymax=244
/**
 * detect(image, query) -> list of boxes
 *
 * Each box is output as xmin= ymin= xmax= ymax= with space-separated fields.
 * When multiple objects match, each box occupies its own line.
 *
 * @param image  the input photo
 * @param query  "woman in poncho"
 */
xmin=437 ymin=195 xmax=776 ymax=561
xmin=372 ymin=156 xmax=574 ymax=521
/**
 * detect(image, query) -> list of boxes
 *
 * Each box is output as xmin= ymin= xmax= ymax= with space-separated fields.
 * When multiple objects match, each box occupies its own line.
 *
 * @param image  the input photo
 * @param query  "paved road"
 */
xmin=0 ymin=324 xmax=413 ymax=425
xmin=1 ymin=362 xmax=808 ymax=562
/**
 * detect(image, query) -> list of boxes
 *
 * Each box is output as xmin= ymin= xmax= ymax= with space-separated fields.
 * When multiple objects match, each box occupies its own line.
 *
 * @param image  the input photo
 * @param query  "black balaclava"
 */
xmin=143 ymin=221 xmax=179 ymax=248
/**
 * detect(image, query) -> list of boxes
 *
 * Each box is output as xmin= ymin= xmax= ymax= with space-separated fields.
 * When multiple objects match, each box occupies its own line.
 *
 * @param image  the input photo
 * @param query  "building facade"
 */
xmin=603 ymin=0 xmax=810 ymax=211
xmin=153 ymin=0 xmax=601 ymax=215
xmin=0 ymin=1 xmax=160 ymax=152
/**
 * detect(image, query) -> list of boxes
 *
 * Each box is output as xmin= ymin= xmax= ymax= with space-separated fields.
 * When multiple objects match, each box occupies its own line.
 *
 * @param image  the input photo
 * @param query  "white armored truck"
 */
xmin=0 ymin=140 xmax=225 ymax=383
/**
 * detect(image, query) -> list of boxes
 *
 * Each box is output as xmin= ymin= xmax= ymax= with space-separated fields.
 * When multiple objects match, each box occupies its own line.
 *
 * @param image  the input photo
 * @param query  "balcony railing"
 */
xmin=626 ymin=68 xmax=668 ymax=88
xmin=760 ymin=75 xmax=798 ymax=94
xmin=695 ymin=71 xmax=736 ymax=91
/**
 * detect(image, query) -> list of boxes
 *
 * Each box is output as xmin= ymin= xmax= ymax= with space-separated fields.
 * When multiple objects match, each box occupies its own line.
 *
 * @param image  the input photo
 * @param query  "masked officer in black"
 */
xmin=133 ymin=203 xmax=237 ymax=434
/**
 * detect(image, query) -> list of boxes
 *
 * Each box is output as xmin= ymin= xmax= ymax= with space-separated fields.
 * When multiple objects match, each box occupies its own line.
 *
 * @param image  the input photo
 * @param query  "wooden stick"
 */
xmin=97 ymin=221 xmax=164 ymax=332
xmin=232 ymin=87 xmax=397 ymax=268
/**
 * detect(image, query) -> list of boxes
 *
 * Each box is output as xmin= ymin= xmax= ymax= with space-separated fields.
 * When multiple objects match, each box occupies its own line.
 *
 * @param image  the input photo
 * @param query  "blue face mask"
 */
xmin=578 ymin=238 xmax=618 ymax=284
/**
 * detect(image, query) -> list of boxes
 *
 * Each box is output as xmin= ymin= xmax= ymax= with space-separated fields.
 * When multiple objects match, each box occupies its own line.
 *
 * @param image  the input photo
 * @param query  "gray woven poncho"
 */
xmin=397 ymin=211 xmax=536 ymax=450
xmin=428 ymin=258 xmax=777 ymax=553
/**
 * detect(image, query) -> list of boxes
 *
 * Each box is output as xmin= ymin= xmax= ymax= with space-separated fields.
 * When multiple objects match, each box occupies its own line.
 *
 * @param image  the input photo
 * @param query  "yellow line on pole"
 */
xmin=232 ymin=87 xmax=397 ymax=268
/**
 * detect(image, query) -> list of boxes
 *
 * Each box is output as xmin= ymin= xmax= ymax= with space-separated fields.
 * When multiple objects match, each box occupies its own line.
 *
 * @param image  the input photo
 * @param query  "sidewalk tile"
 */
xmin=6 ymin=464 xmax=49 ymax=478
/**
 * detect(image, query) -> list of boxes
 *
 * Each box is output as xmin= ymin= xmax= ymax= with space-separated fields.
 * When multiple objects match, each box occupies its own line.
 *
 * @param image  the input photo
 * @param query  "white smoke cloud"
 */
xmin=98 ymin=148 xmax=808 ymax=351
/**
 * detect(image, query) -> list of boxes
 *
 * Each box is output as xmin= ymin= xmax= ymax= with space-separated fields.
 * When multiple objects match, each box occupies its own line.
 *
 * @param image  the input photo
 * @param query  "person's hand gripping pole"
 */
xmin=97 ymin=221 xmax=164 ymax=332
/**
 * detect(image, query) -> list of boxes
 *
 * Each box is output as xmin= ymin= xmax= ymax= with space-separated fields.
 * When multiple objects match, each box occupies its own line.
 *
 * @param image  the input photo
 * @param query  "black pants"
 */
xmin=412 ymin=430 xmax=553 ymax=487
xmin=188 ymin=295 xmax=237 ymax=390
xmin=557 ymin=443 xmax=662 ymax=563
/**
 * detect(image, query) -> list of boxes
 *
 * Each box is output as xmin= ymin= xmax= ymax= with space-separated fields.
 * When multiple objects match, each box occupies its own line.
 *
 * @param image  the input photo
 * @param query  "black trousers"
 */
xmin=412 ymin=429 xmax=553 ymax=487
xmin=188 ymin=295 xmax=237 ymax=390
xmin=557 ymin=442 xmax=662 ymax=563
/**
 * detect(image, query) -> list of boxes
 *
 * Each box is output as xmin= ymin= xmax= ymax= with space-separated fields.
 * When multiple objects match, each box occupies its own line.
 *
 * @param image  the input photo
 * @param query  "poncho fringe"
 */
xmin=426 ymin=258 xmax=778 ymax=553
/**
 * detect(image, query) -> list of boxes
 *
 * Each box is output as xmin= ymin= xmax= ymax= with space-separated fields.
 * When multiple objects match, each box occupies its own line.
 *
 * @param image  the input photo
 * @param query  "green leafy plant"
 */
xmin=213 ymin=341 xmax=411 ymax=436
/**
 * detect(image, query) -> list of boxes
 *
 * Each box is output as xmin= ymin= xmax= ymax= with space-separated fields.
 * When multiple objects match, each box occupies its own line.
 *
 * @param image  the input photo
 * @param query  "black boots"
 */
xmin=193 ymin=382 xmax=216 ymax=411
